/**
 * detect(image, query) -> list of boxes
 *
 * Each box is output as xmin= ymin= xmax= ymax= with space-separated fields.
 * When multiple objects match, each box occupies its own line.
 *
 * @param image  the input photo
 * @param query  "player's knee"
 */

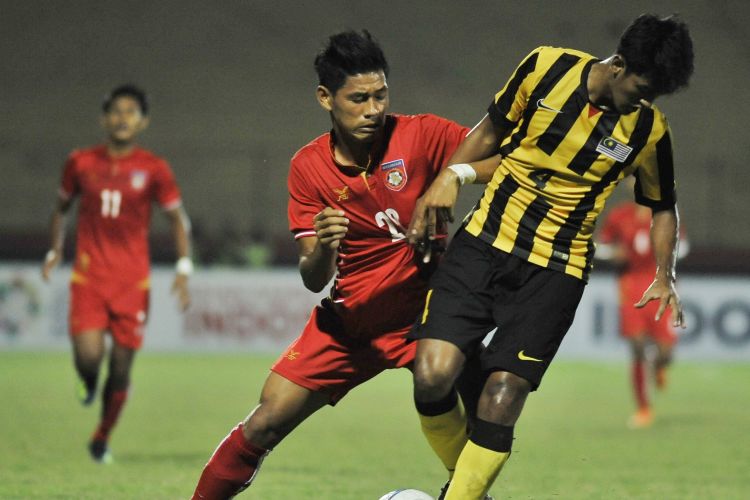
xmin=413 ymin=359 xmax=457 ymax=402
xmin=483 ymin=372 xmax=531 ymax=408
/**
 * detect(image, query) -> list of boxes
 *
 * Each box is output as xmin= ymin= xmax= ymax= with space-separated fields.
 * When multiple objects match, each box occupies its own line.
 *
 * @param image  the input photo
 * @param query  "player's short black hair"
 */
xmin=102 ymin=84 xmax=148 ymax=115
xmin=617 ymin=14 xmax=694 ymax=95
xmin=314 ymin=30 xmax=389 ymax=94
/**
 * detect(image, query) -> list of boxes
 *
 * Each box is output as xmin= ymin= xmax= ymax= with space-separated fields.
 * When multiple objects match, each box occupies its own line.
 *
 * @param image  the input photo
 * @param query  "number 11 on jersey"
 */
xmin=100 ymin=189 xmax=122 ymax=218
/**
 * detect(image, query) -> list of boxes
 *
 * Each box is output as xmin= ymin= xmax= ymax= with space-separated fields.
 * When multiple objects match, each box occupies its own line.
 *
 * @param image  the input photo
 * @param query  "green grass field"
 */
xmin=1 ymin=353 xmax=748 ymax=499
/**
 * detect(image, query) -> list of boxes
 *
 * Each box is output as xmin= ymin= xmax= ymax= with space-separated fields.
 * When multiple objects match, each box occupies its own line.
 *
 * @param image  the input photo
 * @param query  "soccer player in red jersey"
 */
xmin=191 ymin=31 xmax=498 ymax=499
xmin=598 ymin=191 xmax=688 ymax=428
xmin=42 ymin=84 xmax=193 ymax=463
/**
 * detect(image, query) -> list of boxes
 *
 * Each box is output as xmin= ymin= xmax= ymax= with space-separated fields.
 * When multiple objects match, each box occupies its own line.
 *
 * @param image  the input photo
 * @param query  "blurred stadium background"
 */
xmin=1 ymin=1 xmax=748 ymax=498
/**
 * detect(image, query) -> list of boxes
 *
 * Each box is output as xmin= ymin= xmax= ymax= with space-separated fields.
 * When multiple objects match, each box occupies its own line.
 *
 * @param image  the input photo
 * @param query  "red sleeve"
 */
xmin=287 ymin=155 xmax=324 ymax=239
xmin=152 ymin=159 xmax=182 ymax=210
xmin=419 ymin=114 xmax=469 ymax=175
xmin=59 ymin=154 xmax=79 ymax=201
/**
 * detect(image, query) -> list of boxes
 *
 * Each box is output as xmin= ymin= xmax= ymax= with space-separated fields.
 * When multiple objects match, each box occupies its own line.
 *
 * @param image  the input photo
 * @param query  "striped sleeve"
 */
xmin=487 ymin=47 xmax=543 ymax=128
xmin=634 ymin=116 xmax=676 ymax=211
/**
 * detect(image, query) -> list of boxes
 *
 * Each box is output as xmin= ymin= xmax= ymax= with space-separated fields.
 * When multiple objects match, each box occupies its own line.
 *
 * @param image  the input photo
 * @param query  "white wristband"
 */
xmin=176 ymin=257 xmax=194 ymax=276
xmin=447 ymin=163 xmax=477 ymax=186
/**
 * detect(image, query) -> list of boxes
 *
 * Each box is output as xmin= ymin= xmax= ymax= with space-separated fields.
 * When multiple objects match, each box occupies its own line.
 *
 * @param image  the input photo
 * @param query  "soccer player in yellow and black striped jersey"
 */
xmin=406 ymin=14 xmax=694 ymax=499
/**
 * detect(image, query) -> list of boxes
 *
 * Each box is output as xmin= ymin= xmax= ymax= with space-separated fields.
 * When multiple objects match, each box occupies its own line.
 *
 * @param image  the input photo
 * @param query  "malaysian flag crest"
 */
xmin=595 ymin=136 xmax=633 ymax=163
xmin=381 ymin=159 xmax=407 ymax=191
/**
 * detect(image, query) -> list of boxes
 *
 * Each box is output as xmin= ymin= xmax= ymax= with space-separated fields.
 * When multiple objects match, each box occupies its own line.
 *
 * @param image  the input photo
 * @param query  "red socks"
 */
xmin=632 ymin=360 xmax=648 ymax=410
xmin=92 ymin=388 xmax=128 ymax=442
xmin=192 ymin=424 xmax=270 ymax=500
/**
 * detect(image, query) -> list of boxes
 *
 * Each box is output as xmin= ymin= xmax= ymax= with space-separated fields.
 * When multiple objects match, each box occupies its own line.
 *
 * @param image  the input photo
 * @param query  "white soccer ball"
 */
xmin=378 ymin=489 xmax=434 ymax=500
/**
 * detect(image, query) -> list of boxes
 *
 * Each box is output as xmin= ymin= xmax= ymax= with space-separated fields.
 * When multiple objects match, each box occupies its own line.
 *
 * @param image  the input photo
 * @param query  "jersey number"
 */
xmin=100 ymin=189 xmax=122 ymax=218
xmin=375 ymin=208 xmax=406 ymax=242
xmin=529 ymin=169 xmax=555 ymax=190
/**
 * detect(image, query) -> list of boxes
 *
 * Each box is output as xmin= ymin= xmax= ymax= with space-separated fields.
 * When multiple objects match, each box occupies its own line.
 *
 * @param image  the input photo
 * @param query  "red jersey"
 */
xmin=60 ymin=145 xmax=182 ymax=282
xmin=288 ymin=114 xmax=468 ymax=337
xmin=599 ymin=203 xmax=656 ymax=278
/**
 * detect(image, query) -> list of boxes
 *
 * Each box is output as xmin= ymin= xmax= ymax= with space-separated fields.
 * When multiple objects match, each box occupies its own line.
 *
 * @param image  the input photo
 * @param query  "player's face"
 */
xmin=101 ymin=96 xmax=148 ymax=144
xmin=610 ymin=70 xmax=656 ymax=114
xmin=318 ymin=71 xmax=389 ymax=143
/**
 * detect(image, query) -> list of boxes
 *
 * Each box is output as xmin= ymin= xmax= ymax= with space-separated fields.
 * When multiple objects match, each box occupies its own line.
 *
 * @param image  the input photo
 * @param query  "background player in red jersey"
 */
xmin=191 ymin=31 xmax=499 ymax=499
xmin=598 ymin=183 xmax=689 ymax=428
xmin=41 ymin=84 xmax=193 ymax=463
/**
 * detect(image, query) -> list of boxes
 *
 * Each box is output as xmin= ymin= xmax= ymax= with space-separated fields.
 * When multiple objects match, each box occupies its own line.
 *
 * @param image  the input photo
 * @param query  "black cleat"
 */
xmin=76 ymin=380 xmax=96 ymax=406
xmin=88 ymin=439 xmax=113 ymax=464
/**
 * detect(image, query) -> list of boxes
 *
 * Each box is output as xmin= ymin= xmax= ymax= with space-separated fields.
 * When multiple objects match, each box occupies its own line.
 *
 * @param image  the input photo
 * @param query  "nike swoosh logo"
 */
xmin=518 ymin=350 xmax=544 ymax=362
xmin=536 ymin=98 xmax=562 ymax=114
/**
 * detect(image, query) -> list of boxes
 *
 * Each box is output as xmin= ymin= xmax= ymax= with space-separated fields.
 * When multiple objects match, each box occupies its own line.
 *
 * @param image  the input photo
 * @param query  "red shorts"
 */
xmin=69 ymin=279 xmax=150 ymax=350
xmin=618 ymin=274 xmax=677 ymax=345
xmin=271 ymin=304 xmax=416 ymax=404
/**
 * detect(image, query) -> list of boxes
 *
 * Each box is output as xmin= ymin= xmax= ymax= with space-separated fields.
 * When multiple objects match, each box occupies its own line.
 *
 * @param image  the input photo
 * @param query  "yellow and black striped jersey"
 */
xmin=465 ymin=46 xmax=676 ymax=281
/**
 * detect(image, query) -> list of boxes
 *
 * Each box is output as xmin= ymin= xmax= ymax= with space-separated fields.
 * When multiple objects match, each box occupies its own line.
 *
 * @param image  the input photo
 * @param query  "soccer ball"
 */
xmin=378 ymin=489 xmax=434 ymax=500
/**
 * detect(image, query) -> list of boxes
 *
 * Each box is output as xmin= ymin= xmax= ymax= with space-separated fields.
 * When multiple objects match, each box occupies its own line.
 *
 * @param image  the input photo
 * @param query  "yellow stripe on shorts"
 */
xmin=421 ymin=289 xmax=434 ymax=324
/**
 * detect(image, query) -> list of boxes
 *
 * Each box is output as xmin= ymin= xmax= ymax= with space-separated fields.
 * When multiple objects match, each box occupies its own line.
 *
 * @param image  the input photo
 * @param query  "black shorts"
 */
xmin=408 ymin=229 xmax=586 ymax=390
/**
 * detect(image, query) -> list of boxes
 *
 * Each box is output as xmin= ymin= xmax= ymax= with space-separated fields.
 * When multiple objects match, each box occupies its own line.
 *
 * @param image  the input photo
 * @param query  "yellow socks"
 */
xmin=416 ymin=390 xmax=468 ymax=477
xmin=445 ymin=418 xmax=514 ymax=500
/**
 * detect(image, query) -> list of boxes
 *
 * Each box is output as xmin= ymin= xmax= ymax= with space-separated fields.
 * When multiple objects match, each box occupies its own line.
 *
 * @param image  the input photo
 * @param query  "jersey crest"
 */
xmin=381 ymin=159 xmax=407 ymax=191
xmin=130 ymin=170 xmax=148 ymax=190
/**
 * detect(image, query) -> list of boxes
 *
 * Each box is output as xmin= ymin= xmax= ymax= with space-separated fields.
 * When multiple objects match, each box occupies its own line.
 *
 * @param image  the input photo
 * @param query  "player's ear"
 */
xmin=316 ymin=85 xmax=334 ymax=112
xmin=611 ymin=54 xmax=627 ymax=79
xmin=138 ymin=116 xmax=150 ymax=132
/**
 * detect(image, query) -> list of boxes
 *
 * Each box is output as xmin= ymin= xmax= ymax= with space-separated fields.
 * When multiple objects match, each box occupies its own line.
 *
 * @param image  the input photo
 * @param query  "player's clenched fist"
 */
xmin=314 ymin=207 xmax=349 ymax=250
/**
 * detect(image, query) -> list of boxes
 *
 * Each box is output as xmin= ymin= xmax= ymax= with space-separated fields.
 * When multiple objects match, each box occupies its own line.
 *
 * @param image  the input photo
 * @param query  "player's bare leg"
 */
xmin=628 ymin=335 xmax=653 ymax=428
xmin=241 ymin=371 xmax=330 ymax=448
xmin=89 ymin=342 xmax=135 ymax=463
xmin=413 ymin=339 xmax=478 ymax=496
xmin=192 ymin=372 xmax=329 ymax=499
xmin=71 ymin=330 xmax=106 ymax=406
xmin=440 ymin=370 xmax=528 ymax=500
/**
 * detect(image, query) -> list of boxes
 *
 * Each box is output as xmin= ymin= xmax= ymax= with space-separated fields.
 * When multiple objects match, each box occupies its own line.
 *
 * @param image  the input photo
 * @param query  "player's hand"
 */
xmin=407 ymin=168 xmax=460 ymax=251
xmin=314 ymin=207 xmax=348 ymax=250
xmin=634 ymin=277 xmax=685 ymax=328
xmin=171 ymin=273 xmax=190 ymax=311
xmin=41 ymin=250 xmax=61 ymax=282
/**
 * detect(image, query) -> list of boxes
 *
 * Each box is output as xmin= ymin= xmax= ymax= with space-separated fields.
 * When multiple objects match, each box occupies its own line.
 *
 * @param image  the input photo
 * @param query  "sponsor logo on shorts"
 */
xmin=517 ymin=350 xmax=543 ymax=362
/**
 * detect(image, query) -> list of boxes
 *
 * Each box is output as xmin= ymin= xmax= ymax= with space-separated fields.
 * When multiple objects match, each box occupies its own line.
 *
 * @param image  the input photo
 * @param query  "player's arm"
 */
xmin=635 ymin=207 xmax=685 ymax=327
xmin=42 ymin=195 xmax=73 ymax=281
xmin=296 ymin=207 xmax=348 ymax=293
xmin=407 ymin=115 xmax=510 ymax=245
xmin=165 ymin=206 xmax=192 ymax=310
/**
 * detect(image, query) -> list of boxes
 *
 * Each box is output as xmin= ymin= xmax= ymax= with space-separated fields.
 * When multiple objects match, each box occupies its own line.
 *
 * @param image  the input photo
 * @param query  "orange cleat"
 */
xmin=627 ymin=407 xmax=653 ymax=429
